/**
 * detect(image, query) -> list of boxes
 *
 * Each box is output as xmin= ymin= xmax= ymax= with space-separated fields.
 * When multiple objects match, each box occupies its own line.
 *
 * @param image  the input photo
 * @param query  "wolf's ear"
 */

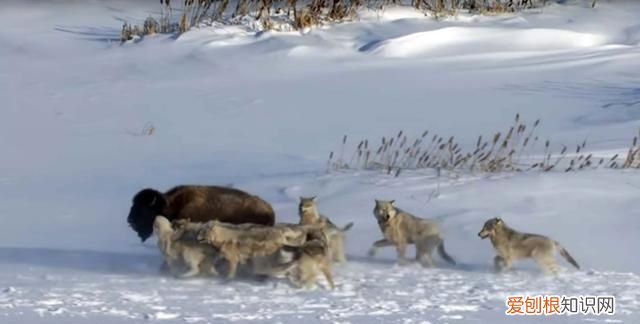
xmin=311 ymin=196 xmax=317 ymax=201
xmin=390 ymin=200 xmax=395 ymax=205
xmin=496 ymin=217 xmax=503 ymax=224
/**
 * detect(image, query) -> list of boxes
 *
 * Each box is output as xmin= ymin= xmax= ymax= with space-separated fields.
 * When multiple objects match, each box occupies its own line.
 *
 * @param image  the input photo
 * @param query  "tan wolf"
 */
xmin=298 ymin=196 xmax=353 ymax=263
xmin=153 ymin=216 xmax=221 ymax=278
xmin=277 ymin=228 xmax=335 ymax=289
xmin=368 ymin=200 xmax=456 ymax=267
xmin=196 ymin=220 xmax=321 ymax=278
xmin=478 ymin=217 xmax=580 ymax=274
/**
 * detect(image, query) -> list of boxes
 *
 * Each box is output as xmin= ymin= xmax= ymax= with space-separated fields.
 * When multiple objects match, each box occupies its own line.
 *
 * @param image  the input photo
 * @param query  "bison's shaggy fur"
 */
xmin=127 ymin=185 xmax=276 ymax=242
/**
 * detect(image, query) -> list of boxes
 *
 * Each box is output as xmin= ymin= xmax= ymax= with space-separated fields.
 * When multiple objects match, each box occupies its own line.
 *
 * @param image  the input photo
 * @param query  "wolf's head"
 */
xmin=373 ymin=199 xmax=397 ymax=223
xmin=478 ymin=217 xmax=504 ymax=239
xmin=298 ymin=196 xmax=317 ymax=212
xmin=298 ymin=196 xmax=319 ymax=222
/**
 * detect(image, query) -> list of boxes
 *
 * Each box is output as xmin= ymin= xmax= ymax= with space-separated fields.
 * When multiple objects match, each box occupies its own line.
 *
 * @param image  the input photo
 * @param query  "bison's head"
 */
xmin=127 ymin=188 xmax=168 ymax=242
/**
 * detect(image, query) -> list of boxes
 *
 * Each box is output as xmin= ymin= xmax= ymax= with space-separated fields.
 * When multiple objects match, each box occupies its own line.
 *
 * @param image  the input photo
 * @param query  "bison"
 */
xmin=127 ymin=185 xmax=276 ymax=242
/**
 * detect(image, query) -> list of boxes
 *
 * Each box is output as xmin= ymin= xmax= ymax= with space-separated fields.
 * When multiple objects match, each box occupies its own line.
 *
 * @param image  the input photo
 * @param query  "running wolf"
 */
xmin=369 ymin=199 xmax=456 ymax=267
xmin=478 ymin=217 xmax=580 ymax=274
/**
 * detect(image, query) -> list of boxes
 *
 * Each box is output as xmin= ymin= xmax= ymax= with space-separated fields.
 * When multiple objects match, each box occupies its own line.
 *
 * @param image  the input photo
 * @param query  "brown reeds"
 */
xmin=120 ymin=0 xmax=556 ymax=40
xmin=328 ymin=114 xmax=638 ymax=177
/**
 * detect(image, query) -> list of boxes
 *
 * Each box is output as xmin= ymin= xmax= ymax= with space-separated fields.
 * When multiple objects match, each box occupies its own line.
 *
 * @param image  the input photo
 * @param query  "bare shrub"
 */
xmin=294 ymin=6 xmax=319 ymax=30
xmin=118 ymin=0 xmax=575 ymax=37
xmin=328 ymin=114 xmax=638 ymax=176
xmin=144 ymin=17 xmax=160 ymax=35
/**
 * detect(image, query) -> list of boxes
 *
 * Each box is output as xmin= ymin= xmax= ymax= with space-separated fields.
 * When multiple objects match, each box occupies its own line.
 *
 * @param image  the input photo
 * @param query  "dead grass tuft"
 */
xmin=118 ymin=0 xmax=559 ymax=38
xmin=328 ymin=114 xmax=639 ymax=176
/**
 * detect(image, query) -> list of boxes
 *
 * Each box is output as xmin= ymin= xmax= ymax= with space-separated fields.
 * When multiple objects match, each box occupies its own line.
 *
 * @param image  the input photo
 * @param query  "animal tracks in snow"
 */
xmin=0 ymin=263 xmax=638 ymax=323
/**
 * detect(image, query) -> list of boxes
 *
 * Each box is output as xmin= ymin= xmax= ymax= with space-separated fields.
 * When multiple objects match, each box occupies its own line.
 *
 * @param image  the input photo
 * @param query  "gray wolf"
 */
xmin=153 ymin=215 xmax=221 ymax=278
xmin=298 ymin=196 xmax=353 ymax=263
xmin=368 ymin=199 xmax=456 ymax=267
xmin=196 ymin=221 xmax=322 ymax=278
xmin=478 ymin=217 xmax=580 ymax=274
xmin=277 ymin=229 xmax=335 ymax=289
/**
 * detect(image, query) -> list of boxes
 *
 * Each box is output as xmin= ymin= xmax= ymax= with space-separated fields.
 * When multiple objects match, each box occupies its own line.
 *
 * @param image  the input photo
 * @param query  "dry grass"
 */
xmin=328 ymin=114 xmax=640 ymax=176
xmin=126 ymin=122 xmax=156 ymax=137
xmin=120 ymin=17 xmax=163 ymax=43
xmin=118 ymin=0 xmax=556 ymax=40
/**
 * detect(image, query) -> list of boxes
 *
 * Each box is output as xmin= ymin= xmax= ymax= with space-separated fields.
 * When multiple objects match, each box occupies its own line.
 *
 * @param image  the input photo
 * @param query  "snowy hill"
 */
xmin=1 ymin=0 xmax=639 ymax=322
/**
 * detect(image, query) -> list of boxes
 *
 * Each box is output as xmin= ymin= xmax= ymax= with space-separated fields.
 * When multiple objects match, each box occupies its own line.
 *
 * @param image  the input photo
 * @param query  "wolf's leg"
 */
xmin=533 ymin=249 xmax=559 ymax=275
xmin=396 ymin=241 xmax=409 ymax=265
xmin=418 ymin=252 xmax=434 ymax=268
xmin=494 ymin=255 xmax=509 ymax=272
xmin=416 ymin=240 xmax=434 ymax=268
xmin=416 ymin=236 xmax=442 ymax=267
xmin=159 ymin=260 xmax=171 ymax=274
xmin=298 ymin=265 xmax=316 ymax=289
xmin=287 ymin=266 xmax=303 ymax=288
xmin=178 ymin=250 xmax=204 ymax=278
xmin=320 ymin=264 xmax=335 ymax=289
xmin=226 ymin=258 xmax=239 ymax=279
xmin=368 ymin=239 xmax=393 ymax=257
xmin=539 ymin=260 xmax=559 ymax=275
xmin=220 ymin=246 xmax=239 ymax=279
xmin=199 ymin=256 xmax=219 ymax=276
xmin=206 ymin=265 xmax=219 ymax=276
xmin=178 ymin=267 xmax=199 ymax=278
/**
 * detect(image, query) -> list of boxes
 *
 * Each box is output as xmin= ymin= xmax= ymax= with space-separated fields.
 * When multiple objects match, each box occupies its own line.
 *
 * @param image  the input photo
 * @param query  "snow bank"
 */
xmin=364 ymin=27 xmax=607 ymax=58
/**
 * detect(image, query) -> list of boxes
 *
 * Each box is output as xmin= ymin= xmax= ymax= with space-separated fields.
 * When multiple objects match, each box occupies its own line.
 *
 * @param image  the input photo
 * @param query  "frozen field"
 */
xmin=1 ymin=0 xmax=640 ymax=322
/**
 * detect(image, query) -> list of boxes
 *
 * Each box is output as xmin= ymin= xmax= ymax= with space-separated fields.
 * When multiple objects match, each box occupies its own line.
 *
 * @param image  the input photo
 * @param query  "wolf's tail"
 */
xmin=437 ymin=240 xmax=456 ymax=266
xmin=555 ymin=241 xmax=580 ymax=270
xmin=266 ymin=259 xmax=298 ymax=276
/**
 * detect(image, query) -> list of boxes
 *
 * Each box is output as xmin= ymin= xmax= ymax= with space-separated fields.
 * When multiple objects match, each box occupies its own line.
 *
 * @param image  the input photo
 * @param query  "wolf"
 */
xmin=298 ymin=196 xmax=353 ymax=263
xmin=196 ymin=220 xmax=322 ymax=278
xmin=275 ymin=228 xmax=335 ymax=289
xmin=478 ymin=217 xmax=580 ymax=274
xmin=368 ymin=200 xmax=456 ymax=267
xmin=153 ymin=216 xmax=221 ymax=278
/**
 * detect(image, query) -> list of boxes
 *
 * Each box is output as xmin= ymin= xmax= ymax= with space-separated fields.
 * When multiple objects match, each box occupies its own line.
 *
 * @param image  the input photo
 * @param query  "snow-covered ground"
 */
xmin=1 ymin=0 xmax=640 ymax=322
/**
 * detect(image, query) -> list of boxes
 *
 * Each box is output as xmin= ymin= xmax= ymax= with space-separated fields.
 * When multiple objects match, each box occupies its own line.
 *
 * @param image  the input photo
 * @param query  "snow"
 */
xmin=1 ymin=0 xmax=640 ymax=322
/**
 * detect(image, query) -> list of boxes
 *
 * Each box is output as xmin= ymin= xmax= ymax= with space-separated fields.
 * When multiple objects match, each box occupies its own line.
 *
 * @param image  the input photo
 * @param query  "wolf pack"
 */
xmin=127 ymin=185 xmax=580 ymax=290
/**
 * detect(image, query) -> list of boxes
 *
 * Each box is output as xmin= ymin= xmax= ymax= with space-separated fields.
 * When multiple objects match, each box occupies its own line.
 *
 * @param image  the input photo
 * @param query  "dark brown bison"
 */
xmin=127 ymin=185 xmax=276 ymax=242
